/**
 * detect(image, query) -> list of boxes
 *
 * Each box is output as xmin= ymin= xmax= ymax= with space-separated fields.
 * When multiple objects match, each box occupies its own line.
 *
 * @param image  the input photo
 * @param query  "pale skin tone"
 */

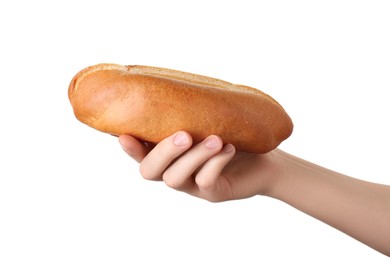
xmin=119 ymin=131 xmax=390 ymax=256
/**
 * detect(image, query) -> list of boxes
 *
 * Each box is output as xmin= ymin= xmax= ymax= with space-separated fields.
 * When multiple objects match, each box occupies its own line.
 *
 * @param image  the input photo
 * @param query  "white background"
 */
xmin=1 ymin=0 xmax=389 ymax=259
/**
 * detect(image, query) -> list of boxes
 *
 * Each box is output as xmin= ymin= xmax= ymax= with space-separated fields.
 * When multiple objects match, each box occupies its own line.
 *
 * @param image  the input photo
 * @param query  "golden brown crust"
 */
xmin=68 ymin=63 xmax=293 ymax=153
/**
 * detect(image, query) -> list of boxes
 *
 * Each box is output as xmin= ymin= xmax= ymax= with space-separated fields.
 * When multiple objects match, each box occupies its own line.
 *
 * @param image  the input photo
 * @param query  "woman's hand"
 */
xmin=119 ymin=131 xmax=390 ymax=256
xmin=119 ymin=131 xmax=282 ymax=202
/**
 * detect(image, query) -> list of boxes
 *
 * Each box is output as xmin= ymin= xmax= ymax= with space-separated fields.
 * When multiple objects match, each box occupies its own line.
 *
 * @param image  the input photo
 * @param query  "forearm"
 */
xmin=268 ymin=150 xmax=390 ymax=256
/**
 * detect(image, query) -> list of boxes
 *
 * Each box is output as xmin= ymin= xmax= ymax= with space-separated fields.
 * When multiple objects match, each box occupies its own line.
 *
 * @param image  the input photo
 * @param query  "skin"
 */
xmin=118 ymin=131 xmax=390 ymax=256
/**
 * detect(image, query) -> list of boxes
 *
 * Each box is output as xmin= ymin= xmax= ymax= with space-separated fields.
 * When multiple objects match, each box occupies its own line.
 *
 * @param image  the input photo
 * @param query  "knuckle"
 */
xmin=195 ymin=176 xmax=213 ymax=190
xmin=206 ymin=197 xmax=222 ymax=203
xmin=139 ymin=164 xmax=155 ymax=180
xmin=162 ymin=174 xmax=182 ymax=189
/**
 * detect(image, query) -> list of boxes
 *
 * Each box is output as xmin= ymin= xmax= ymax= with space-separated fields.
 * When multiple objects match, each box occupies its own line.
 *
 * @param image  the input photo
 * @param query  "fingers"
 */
xmin=121 ymin=131 xmax=236 ymax=197
xmin=118 ymin=135 xmax=150 ymax=163
xmin=139 ymin=131 xmax=193 ymax=180
xmin=161 ymin=135 xmax=224 ymax=189
xmin=194 ymin=144 xmax=235 ymax=191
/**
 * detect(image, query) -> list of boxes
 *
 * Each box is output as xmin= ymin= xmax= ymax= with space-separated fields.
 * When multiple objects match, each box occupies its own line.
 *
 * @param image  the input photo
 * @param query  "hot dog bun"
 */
xmin=68 ymin=63 xmax=293 ymax=153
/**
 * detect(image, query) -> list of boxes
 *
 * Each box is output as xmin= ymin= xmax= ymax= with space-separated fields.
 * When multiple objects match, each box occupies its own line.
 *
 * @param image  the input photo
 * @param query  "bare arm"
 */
xmin=119 ymin=131 xmax=390 ymax=256
xmin=269 ymin=150 xmax=390 ymax=256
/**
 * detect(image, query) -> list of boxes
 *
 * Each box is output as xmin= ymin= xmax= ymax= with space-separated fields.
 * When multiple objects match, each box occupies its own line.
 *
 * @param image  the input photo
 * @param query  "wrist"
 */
xmin=254 ymin=149 xmax=288 ymax=197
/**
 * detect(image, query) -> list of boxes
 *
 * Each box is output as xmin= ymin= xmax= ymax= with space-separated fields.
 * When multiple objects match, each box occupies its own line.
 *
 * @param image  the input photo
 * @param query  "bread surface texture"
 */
xmin=69 ymin=63 xmax=293 ymax=153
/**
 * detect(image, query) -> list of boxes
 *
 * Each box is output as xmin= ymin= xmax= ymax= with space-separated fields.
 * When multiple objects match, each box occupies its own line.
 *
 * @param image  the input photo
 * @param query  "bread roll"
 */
xmin=68 ymin=63 xmax=293 ymax=153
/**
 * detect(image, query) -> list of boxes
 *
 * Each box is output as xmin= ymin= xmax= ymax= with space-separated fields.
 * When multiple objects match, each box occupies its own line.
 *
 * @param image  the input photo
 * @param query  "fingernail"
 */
xmin=223 ymin=144 xmax=234 ymax=153
xmin=120 ymin=144 xmax=128 ymax=152
xmin=119 ymin=139 xmax=130 ymax=152
xmin=205 ymin=136 xmax=221 ymax=149
xmin=173 ymin=132 xmax=189 ymax=146
xmin=119 ymin=141 xmax=134 ymax=157
xmin=122 ymin=147 xmax=134 ymax=157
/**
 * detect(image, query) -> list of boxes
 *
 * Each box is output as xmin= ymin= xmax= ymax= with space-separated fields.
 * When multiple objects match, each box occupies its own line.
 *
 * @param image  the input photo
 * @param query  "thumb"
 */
xmin=118 ymin=135 xmax=150 ymax=163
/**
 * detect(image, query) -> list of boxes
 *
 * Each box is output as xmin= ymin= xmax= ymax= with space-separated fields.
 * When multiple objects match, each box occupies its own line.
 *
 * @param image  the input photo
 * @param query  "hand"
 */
xmin=120 ymin=131 xmax=390 ymax=256
xmin=119 ymin=131 xmax=282 ymax=202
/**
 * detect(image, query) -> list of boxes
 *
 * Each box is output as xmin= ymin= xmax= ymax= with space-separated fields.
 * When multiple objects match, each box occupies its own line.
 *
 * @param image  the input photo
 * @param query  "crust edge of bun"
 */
xmin=68 ymin=64 xmax=128 ymax=99
xmin=69 ymin=63 xmax=280 ymax=106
